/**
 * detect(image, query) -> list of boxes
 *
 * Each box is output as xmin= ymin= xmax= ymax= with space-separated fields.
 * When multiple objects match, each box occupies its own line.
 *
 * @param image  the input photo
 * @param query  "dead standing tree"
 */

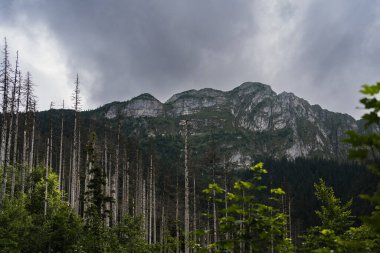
xmin=70 ymin=74 xmax=81 ymax=213
xmin=180 ymin=119 xmax=191 ymax=253
xmin=21 ymin=72 xmax=35 ymax=194
xmin=10 ymin=65 xmax=21 ymax=197
xmin=0 ymin=38 xmax=11 ymax=207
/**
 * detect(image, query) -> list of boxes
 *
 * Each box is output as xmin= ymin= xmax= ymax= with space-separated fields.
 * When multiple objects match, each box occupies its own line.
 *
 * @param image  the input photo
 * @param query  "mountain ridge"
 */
xmin=84 ymin=82 xmax=358 ymax=160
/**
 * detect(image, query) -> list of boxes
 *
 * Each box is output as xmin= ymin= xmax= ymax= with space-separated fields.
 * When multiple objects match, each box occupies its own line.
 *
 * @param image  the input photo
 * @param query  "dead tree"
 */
xmin=70 ymin=74 xmax=81 ymax=212
xmin=21 ymin=72 xmax=34 ymax=194
xmin=9 ymin=51 xmax=19 ymax=198
xmin=58 ymin=100 xmax=64 ymax=191
xmin=180 ymin=119 xmax=190 ymax=253
xmin=10 ymin=71 xmax=21 ymax=197
xmin=112 ymin=123 xmax=121 ymax=224
xmin=0 ymin=38 xmax=11 ymax=207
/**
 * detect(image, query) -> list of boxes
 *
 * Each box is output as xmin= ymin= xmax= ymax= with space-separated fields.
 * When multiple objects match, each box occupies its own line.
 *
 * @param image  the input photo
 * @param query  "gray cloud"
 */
xmin=1 ymin=0 xmax=379 ymax=118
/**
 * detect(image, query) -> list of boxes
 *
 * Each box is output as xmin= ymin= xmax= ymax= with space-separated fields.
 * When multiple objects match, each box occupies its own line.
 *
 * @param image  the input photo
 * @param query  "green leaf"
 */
xmin=271 ymin=188 xmax=286 ymax=195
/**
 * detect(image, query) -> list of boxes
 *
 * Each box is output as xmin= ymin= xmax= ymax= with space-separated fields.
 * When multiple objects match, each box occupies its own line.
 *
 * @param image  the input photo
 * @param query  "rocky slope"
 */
xmin=92 ymin=82 xmax=357 ymax=161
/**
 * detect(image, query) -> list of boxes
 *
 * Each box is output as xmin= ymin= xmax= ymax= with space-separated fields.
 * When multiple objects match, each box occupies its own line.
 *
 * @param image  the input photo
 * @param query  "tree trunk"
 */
xmin=183 ymin=120 xmax=190 ymax=253
xmin=8 ymin=51 xmax=18 ymax=199
xmin=153 ymin=159 xmax=157 ymax=244
xmin=176 ymin=167 xmax=180 ymax=253
xmin=44 ymin=138 xmax=50 ymax=216
xmin=0 ymin=38 xmax=10 ymax=207
xmin=58 ymin=101 xmax=64 ymax=191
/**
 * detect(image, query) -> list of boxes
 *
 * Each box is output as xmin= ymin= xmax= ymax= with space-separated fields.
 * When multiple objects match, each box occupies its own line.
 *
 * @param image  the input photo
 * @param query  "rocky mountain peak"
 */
xmin=230 ymin=82 xmax=275 ymax=96
xmin=105 ymin=93 xmax=164 ymax=119
xmin=99 ymin=82 xmax=357 ymax=160
xmin=131 ymin=93 xmax=160 ymax=102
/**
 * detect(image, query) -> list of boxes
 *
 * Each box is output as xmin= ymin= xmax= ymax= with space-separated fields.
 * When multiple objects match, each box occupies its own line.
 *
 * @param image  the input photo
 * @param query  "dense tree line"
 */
xmin=0 ymin=39 xmax=379 ymax=252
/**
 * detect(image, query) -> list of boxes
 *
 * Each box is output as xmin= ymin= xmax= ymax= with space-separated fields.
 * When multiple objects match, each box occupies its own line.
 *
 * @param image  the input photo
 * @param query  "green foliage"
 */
xmin=0 ymin=167 xmax=83 ymax=252
xmin=199 ymin=163 xmax=294 ymax=253
xmin=81 ymin=132 xmax=116 ymax=253
xmin=0 ymin=196 xmax=32 ymax=252
xmin=314 ymin=179 xmax=354 ymax=234
xmin=344 ymin=83 xmax=380 ymax=250
xmin=301 ymin=83 xmax=380 ymax=252
xmin=113 ymin=215 xmax=150 ymax=253
xmin=301 ymin=180 xmax=354 ymax=252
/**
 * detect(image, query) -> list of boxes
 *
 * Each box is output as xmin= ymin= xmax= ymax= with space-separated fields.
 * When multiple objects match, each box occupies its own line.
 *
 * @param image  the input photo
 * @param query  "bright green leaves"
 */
xmin=271 ymin=188 xmax=286 ymax=195
xmin=361 ymin=83 xmax=380 ymax=96
xmin=251 ymin=162 xmax=267 ymax=174
xmin=199 ymin=163 xmax=293 ymax=252
xmin=233 ymin=180 xmax=253 ymax=190
xmin=358 ymin=83 xmax=380 ymax=127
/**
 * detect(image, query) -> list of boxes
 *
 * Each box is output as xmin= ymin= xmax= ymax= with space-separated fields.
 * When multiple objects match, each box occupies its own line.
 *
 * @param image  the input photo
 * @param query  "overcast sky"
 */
xmin=1 ymin=0 xmax=379 ymax=119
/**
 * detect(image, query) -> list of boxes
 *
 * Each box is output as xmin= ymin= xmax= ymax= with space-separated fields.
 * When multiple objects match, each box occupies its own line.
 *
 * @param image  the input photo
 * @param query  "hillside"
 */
xmin=83 ymin=82 xmax=357 ymax=161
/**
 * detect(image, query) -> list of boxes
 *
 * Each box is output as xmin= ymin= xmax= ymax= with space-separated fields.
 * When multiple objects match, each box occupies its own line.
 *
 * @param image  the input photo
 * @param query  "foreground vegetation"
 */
xmin=0 ymin=39 xmax=379 ymax=252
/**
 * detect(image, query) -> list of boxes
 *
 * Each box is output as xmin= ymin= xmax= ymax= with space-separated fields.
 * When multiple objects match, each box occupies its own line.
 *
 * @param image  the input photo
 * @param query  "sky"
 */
xmin=1 ymin=0 xmax=379 ymax=119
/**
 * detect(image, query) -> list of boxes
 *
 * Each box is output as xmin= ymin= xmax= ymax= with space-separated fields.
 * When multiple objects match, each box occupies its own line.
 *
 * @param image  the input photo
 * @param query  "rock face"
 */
xmin=105 ymin=93 xmax=164 ymax=118
xmin=99 ymin=82 xmax=357 ymax=160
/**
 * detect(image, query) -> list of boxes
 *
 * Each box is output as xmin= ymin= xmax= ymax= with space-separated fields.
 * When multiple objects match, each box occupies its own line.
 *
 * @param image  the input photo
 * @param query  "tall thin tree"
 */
xmin=0 ymin=38 xmax=11 ymax=207
xmin=9 ymin=51 xmax=19 ymax=198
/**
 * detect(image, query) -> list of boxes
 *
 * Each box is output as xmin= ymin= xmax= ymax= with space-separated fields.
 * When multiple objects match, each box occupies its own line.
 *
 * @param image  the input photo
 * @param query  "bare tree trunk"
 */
xmin=114 ymin=124 xmax=120 ymax=223
xmin=182 ymin=120 xmax=190 ymax=253
xmin=148 ymin=155 xmax=153 ymax=244
xmin=29 ymin=106 xmax=35 ymax=175
xmin=121 ymin=158 xmax=127 ymax=218
xmin=20 ymin=72 xmax=33 ymax=194
xmin=142 ymin=179 xmax=147 ymax=240
xmin=126 ymin=161 xmax=129 ymax=215
xmin=68 ymin=144 xmax=73 ymax=202
xmin=288 ymin=197 xmax=292 ymax=242
xmin=111 ymin=161 xmax=116 ymax=226
xmin=71 ymin=74 xmax=80 ymax=212
xmin=76 ymin=129 xmax=81 ymax=214
xmin=193 ymin=171 xmax=197 ymax=246
xmin=9 ymin=52 xmax=19 ymax=198
xmin=83 ymin=152 xmax=89 ymax=217
xmin=160 ymin=203 xmax=165 ymax=251
xmin=212 ymin=174 xmax=218 ymax=246
xmin=105 ymin=152 xmax=110 ymax=227
xmin=176 ymin=168 xmax=180 ymax=253
xmin=223 ymin=157 xmax=229 ymax=242
xmin=11 ymin=72 xmax=21 ymax=195
xmin=58 ymin=101 xmax=64 ymax=191
xmin=0 ymin=38 xmax=11 ymax=207
xmin=44 ymin=138 xmax=50 ymax=216
xmin=153 ymin=160 xmax=157 ymax=244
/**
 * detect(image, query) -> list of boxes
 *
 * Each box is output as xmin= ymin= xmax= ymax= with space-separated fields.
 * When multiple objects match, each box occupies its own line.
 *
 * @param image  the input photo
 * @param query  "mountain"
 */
xmin=85 ymin=82 xmax=357 ymax=161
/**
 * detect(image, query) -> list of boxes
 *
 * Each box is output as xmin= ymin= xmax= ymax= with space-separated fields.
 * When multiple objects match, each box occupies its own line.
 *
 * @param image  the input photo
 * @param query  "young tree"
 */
xmin=83 ymin=132 xmax=114 ymax=252
xmin=343 ymin=82 xmax=380 ymax=251
xmin=200 ymin=163 xmax=293 ymax=253
xmin=301 ymin=179 xmax=354 ymax=252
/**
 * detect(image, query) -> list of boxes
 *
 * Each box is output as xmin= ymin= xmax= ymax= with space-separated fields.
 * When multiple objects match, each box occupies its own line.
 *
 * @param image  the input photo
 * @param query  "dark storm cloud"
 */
xmin=1 ymin=0 xmax=379 ymax=118
xmin=1 ymin=0 xmax=254 ymax=103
